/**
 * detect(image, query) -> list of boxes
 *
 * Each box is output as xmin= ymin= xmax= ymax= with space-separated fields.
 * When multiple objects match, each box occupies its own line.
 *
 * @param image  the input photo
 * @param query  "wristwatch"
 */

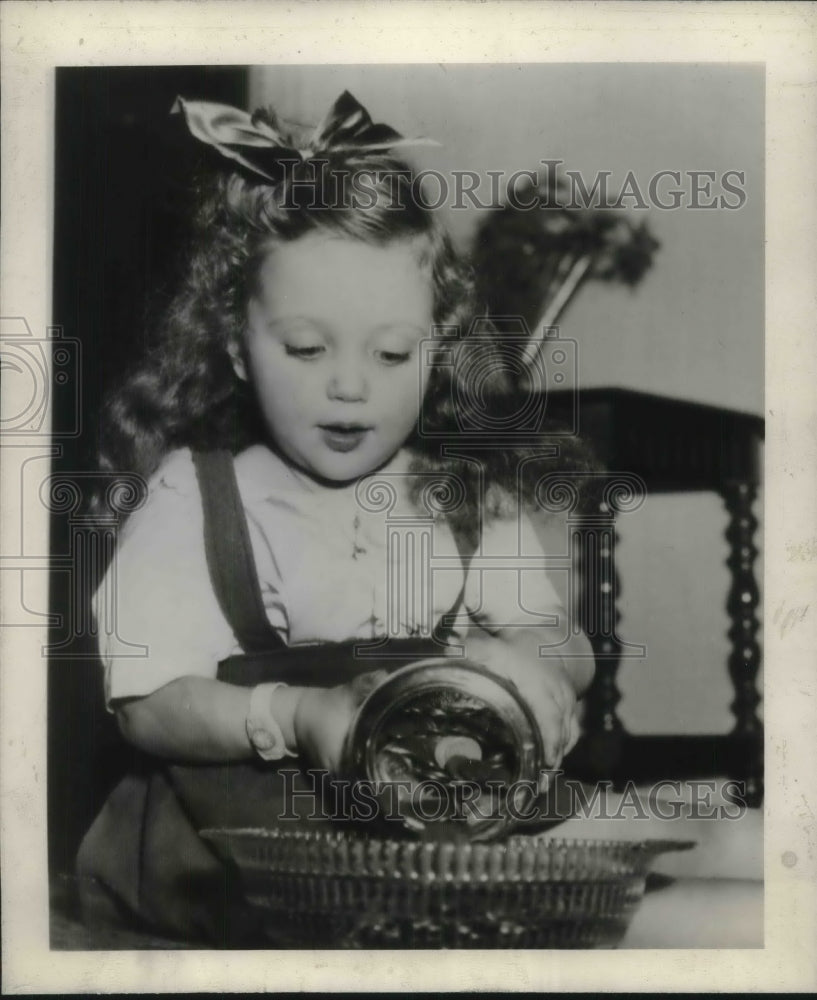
xmin=245 ymin=682 xmax=298 ymax=761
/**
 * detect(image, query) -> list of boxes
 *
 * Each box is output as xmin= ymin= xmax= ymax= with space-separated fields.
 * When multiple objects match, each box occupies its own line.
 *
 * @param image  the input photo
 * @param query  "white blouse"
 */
xmin=96 ymin=444 xmax=566 ymax=707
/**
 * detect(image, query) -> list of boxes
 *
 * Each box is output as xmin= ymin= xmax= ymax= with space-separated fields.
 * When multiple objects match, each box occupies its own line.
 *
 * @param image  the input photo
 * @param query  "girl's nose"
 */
xmin=327 ymin=359 xmax=369 ymax=402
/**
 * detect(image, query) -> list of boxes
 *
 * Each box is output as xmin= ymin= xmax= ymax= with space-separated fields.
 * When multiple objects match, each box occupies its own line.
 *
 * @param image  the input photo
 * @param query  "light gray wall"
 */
xmin=249 ymin=64 xmax=764 ymax=735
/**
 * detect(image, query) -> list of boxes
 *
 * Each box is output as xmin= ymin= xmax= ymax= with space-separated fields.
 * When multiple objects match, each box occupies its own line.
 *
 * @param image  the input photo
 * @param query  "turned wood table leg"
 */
xmin=722 ymin=481 xmax=763 ymax=806
xmin=573 ymin=505 xmax=625 ymax=779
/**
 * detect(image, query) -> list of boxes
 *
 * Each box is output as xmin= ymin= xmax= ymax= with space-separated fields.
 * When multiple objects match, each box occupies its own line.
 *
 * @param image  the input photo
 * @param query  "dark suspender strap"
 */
xmin=192 ymin=450 xmax=284 ymax=654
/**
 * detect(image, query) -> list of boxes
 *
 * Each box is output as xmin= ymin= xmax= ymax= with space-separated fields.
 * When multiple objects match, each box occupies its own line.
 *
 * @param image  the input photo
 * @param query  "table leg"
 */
xmin=573 ymin=509 xmax=625 ymax=778
xmin=722 ymin=481 xmax=763 ymax=806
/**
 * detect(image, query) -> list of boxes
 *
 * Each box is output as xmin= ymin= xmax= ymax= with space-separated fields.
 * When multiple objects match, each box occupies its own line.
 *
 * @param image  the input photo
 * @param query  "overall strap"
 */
xmin=192 ymin=450 xmax=284 ymax=654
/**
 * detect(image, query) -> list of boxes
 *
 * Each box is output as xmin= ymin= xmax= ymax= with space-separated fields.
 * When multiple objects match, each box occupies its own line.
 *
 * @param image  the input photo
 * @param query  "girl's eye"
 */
xmin=285 ymin=344 xmax=325 ymax=360
xmin=375 ymin=349 xmax=412 ymax=366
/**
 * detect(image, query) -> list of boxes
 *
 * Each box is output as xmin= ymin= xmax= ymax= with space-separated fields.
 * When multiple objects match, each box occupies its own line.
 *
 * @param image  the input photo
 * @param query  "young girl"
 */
xmin=77 ymin=92 xmax=596 ymax=945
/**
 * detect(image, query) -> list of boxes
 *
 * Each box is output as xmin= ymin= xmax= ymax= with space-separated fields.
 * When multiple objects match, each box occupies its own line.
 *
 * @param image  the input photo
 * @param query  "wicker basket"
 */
xmin=203 ymin=827 xmax=694 ymax=948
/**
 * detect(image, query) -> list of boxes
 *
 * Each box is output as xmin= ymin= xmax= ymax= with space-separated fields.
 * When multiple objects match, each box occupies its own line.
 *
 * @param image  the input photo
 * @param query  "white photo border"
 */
xmin=2 ymin=0 xmax=816 ymax=993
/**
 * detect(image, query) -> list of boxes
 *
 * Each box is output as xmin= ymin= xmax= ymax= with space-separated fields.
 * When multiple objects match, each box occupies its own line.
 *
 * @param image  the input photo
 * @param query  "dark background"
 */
xmin=49 ymin=66 xmax=248 ymax=875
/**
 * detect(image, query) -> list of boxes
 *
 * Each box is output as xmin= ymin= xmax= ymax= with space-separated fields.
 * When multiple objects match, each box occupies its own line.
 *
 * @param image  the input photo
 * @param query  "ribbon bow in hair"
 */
xmin=172 ymin=90 xmax=438 ymax=184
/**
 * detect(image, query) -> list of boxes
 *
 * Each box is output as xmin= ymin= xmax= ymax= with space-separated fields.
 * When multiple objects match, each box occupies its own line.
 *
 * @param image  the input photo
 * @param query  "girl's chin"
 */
xmin=271 ymin=440 xmax=402 ymax=486
xmin=312 ymin=451 xmax=397 ymax=484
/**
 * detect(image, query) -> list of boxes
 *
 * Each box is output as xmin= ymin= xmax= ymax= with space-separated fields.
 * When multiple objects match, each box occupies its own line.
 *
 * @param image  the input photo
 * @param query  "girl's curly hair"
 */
xmin=98 ymin=150 xmax=601 ymax=532
xmin=99 ymin=151 xmax=474 ymax=485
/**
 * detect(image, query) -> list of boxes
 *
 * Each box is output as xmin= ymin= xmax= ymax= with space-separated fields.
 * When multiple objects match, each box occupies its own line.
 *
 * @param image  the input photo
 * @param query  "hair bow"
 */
xmin=172 ymin=90 xmax=438 ymax=184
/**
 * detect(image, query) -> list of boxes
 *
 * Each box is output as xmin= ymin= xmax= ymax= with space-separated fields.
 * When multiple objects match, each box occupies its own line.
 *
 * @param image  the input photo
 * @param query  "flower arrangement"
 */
xmin=471 ymin=171 xmax=660 ymax=368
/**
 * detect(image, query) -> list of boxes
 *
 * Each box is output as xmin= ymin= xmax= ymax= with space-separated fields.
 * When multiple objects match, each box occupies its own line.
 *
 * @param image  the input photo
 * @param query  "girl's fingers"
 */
xmin=564 ymin=711 xmax=580 ymax=757
xmin=531 ymin=699 xmax=565 ymax=767
xmin=524 ymin=681 xmax=576 ymax=767
xmin=348 ymin=669 xmax=389 ymax=704
xmin=548 ymin=676 xmax=570 ymax=717
xmin=544 ymin=735 xmax=563 ymax=770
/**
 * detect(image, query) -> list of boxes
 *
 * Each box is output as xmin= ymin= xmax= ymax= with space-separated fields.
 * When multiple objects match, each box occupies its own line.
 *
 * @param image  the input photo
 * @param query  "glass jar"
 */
xmin=341 ymin=657 xmax=546 ymax=841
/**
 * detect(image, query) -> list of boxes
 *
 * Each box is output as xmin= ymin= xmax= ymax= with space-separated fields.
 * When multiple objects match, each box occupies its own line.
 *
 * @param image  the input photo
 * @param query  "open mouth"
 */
xmin=318 ymin=423 xmax=372 ymax=453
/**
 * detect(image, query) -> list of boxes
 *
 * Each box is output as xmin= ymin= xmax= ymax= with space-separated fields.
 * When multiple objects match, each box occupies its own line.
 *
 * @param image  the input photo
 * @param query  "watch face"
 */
xmin=246 ymin=684 xmax=295 ymax=760
xmin=247 ymin=716 xmax=284 ymax=759
xmin=251 ymin=726 xmax=277 ymax=751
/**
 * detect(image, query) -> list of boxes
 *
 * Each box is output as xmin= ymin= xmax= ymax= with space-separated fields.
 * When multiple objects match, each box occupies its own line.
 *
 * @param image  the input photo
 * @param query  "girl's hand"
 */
xmin=293 ymin=671 xmax=387 ymax=772
xmin=458 ymin=510 xmax=595 ymax=768
xmin=462 ymin=627 xmax=581 ymax=769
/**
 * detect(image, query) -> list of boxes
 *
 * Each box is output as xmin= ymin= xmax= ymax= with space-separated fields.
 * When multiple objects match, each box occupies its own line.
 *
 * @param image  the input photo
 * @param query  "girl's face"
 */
xmin=242 ymin=234 xmax=435 ymax=483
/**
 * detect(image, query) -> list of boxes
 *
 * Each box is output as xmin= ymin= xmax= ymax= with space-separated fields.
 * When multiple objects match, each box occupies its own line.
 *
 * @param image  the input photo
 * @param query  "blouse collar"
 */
xmin=234 ymin=443 xmax=413 ymax=504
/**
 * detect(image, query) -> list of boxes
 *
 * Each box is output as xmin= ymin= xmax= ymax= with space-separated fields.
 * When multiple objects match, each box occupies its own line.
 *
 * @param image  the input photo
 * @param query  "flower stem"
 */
xmin=522 ymin=254 xmax=594 ymax=370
